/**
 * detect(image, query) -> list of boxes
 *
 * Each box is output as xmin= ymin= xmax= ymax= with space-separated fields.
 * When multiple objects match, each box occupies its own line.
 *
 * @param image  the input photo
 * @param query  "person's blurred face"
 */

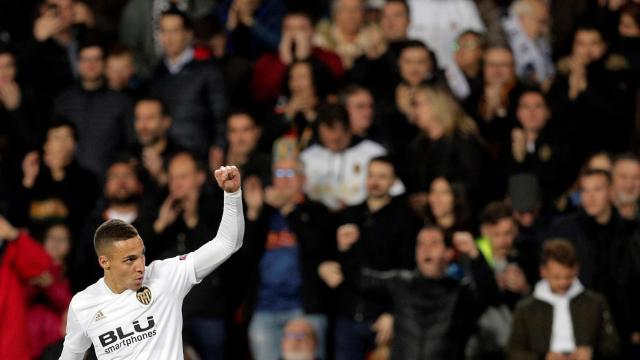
xmin=415 ymin=228 xmax=452 ymax=278
xmin=412 ymin=91 xmax=443 ymax=138
xmin=44 ymin=224 xmax=71 ymax=263
xmin=428 ymin=177 xmax=455 ymax=219
xmin=106 ymin=54 xmax=135 ymax=90
xmin=572 ymin=30 xmax=606 ymax=64
xmin=580 ymin=174 xmax=611 ymax=218
xmin=159 ymin=15 xmax=192 ymax=59
xmin=135 ymin=100 xmax=170 ymax=147
xmin=272 ymin=159 xmax=305 ymax=198
xmin=44 ymin=125 xmax=76 ymax=159
xmin=540 ymin=260 xmax=578 ymax=295
xmin=44 ymin=0 xmax=74 ymax=29
xmin=380 ymin=2 xmax=409 ymax=42
xmin=168 ymin=154 xmax=204 ymax=201
xmin=334 ymin=0 xmax=364 ymax=35
xmin=346 ymin=90 xmax=374 ymax=136
xmin=282 ymin=14 xmax=314 ymax=43
xmin=0 ymin=53 xmax=17 ymax=84
xmin=518 ymin=0 xmax=549 ymax=39
xmin=281 ymin=320 xmax=317 ymax=360
xmin=288 ymin=62 xmax=314 ymax=96
xmin=366 ymin=161 xmax=395 ymax=198
xmin=517 ymin=92 xmax=549 ymax=132
xmin=318 ymin=122 xmax=351 ymax=152
xmin=399 ymin=46 xmax=432 ymax=86
xmin=100 ymin=236 xmax=146 ymax=291
xmin=483 ymin=48 xmax=515 ymax=86
xmin=105 ymin=163 xmax=142 ymax=204
xmin=612 ymin=159 xmax=640 ymax=205
xmin=227 ymin=114 xmax=260 ymax=156
xmin=619 ymin=13 xmax=640 ymax=37
xmin=78 ymin=46 xmax=105 ymax=83
xmin=454 ymin=33 xmax=484 ymax=70
xmin=481 ymin=217 xmax=517 ymax=258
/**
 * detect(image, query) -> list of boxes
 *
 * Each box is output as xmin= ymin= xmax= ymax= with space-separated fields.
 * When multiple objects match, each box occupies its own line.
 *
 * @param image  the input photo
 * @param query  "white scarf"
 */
xmin=533 ymin=279 xmax=584 ymax=353
xmin=502 ymin=8 xmax=554 ymax=84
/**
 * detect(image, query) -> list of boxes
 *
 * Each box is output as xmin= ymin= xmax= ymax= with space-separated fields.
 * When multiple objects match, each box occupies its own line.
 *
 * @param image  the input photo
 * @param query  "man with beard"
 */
xmin=611 ymin=154 xmax=640 ymax=222
xmin=76 ymin=160 xmax=147 ymax=291
xmin=131 ymin=96 xmax=184 ymax=191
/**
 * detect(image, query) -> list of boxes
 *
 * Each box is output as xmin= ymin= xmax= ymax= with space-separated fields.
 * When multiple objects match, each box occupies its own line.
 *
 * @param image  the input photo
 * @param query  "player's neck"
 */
xmin=103 ymin=273 xmax=127 ymax=294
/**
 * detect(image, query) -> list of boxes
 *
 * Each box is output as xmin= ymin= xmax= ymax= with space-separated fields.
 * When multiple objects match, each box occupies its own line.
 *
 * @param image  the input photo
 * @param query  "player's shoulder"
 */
xmin=145 ymin=254 xmax=191 ymax=277
xmin=69 ymin=279 xmax=110 ymax=323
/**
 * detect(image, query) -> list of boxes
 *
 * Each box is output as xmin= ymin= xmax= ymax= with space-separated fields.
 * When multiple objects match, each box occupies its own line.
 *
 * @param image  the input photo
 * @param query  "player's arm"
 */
xmin=59 ymin=307 xmax=92 ymax=360
xmin=192 ymin=166 xmax=244 ymax=281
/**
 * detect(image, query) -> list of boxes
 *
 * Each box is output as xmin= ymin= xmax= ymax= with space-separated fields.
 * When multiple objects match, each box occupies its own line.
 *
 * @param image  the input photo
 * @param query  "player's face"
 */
xmin=102 ymin=236 xmax=146 ymax=292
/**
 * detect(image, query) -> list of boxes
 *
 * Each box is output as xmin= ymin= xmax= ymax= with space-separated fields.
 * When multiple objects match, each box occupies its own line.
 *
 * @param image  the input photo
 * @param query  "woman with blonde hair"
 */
xmin=407 ymin=85 xmax=487 ymax=213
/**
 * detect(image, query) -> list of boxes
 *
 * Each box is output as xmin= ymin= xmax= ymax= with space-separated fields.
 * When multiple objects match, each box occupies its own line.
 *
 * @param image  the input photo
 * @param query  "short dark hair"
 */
xmin=612 ymin=152 xmax=640 ymax=167
xmin=317 ymin=103 xmax=350 ymax=130
xmin=283 ymin=9 xmax=316 ymax=25
xmin=369 ymin=155 xmax=396 ymax=174
xmin=48 ymin=118 xmax=78 ymax=142
xmin=541 ymin=239 xmax=578 ymax=267
xmin=480 ymin=201 xmax=514 ymax=226
xmin=136 ymin=96 xmax=169 ymax=117
xmin=94 ymin=219 xmax=139 ymax=255
xmin=169 ymin=150 xmax=205 ymax=172
xmin=161 ymin=5 xmax=194 ymax=30
xmin=338 ymin=84 xmax=370 ymax=105
xmin=107 ymin=43 xmax=133 ymax=58
xmin=385 ymin=0 xmax=410 ymax=17
xmin=456 ymin=30 xmax=487 ymax=51
xmin=579 ymin=168 xmax=612 ymax=184
xmin=226 ymin=109 xmax=258 ymax=127
xmin=418 ymin=224 xmax=451 ymax=248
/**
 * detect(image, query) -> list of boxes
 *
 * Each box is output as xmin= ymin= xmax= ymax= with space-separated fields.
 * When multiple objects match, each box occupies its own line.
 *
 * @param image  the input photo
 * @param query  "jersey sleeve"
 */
xmin=149 ymin=252 xmax=200 ymax=299
xmin=59 ymin=306 xmax=91 ymax=360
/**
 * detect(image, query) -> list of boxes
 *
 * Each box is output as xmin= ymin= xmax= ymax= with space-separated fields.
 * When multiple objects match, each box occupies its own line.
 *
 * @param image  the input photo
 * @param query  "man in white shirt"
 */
xmin=59 ymin=166 xmax=244 ymax=359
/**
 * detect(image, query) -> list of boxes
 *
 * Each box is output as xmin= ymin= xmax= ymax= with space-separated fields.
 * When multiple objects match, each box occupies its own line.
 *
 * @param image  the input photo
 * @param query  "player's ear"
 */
xmin=98 ymin=254 xmax=111 ymax=270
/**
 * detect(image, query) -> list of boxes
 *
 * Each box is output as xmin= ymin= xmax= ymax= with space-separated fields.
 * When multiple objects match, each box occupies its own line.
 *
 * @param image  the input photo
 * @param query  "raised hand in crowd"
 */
xmin=33 ymin=5 xmax=65 ymax=42
xmin=0 ymin=216 xmax=19 ymax=242
xmin=279 ymin=30 xmax=313 ymax=65
xmin=337 ymin=223 xmax=359 ymax=252
xmin=243 ymin=176 xmax=264 ymax=221
xmin=452 ymin=231 xmax=480 ymax=259
xmin=318 ymin=260 xmax=344 ymax=288
xmin=497 ymin=264 xmax=530 ymax=294
xmin=142 ymin=147 xmax=167 ymax=186
xmin=0 ymin=80 xmax=22 ymax=111
xmin=568 ymin=56 xmax=588 ymax=100
xmin=360 ymin=26 xmax=387 ymax=60
xmin=153 ymin=195 xmax=180 ymax=234
xmin=511 ymin=128 xmax=527 ymax=163
xmin=372 ymin=312 xmax=394 ymax=346
xmin=22 ymin=151 xmax=40 ymax=189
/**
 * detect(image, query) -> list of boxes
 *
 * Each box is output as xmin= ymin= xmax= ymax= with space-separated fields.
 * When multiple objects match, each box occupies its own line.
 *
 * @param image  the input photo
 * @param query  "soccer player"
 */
xmin=59 ymin=166 xmax=244 ymax=359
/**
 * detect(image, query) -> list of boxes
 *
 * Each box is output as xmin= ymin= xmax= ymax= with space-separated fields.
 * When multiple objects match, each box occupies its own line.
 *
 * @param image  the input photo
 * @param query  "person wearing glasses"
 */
xmin=240 ymin=156 xmax=335 ymax=360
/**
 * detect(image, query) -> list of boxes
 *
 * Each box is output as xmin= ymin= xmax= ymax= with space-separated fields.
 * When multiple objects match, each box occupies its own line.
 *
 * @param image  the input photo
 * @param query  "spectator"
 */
xmin=502 ymin=0 xmax=554 ymax=86
xmin=210 ymin=111 xmax=271 ymax=185
xmin=216 ymin=0 xmax=286 ymax=58
xmin=318 ymin=156 xmax=420 ymax=360
xmin=119 ymin=0 xmax=213 ymax=77
xmin=241 ymin=157 xmax=333 ymax=360
xmin=282 ymin=318 xmax=319 ymax=360
xmin=0 ymin=216 xmax=53 ymax=360
xmin=348 ymin=0 xmax=411 ymax=96
xmin=547 ymin=25 xmax=635 ymax=161
xmin=463 ymin=46 xmax=525 ymax=161
xmin=508 ymin=239 xmax=620 ymax=360
xmin=151 ymin=151 xmax=226 ymax=359
xmin=262 ymin=59 xmax=333 ymax=151
xmin=503 ymin=89 xmax=573 ymax=207
xmin=53 ymin=40 xmax=134 ymax=178
xmin=77 ymin=160 xmax=148 ymax=291
xmin=131 ymin=96 xmax=184 ymax=189
xmin=406 ymin=0 xmax=485 ymax=71
xmin=447 ymin=30 xmax=487 ymax=99
xmin=424 ymin=176 xmax=474 ymax=237
xmin=361 ymin=226 xmax=499 ymax=360
xmin=314 ymin=0 xmax=384 ymax=69
xmin=26 ymin=222 xmax=73 ymax=359
xmin=300 ymin=104 xmax=403 ymax=211
xmin=406 ymin=85 xmax=485 ymax=213
xmin=339 ymin=85 xmax=387 ymax=145
xmin=12 ymin=120 xmax=99 ymax=239
xmin=151 ymin=6 xmax=228 ymax=163
xmin=611 ymin=153 xmax=640 ymax=222
xmin=251 ymin=10 xmax=344 ymax=104
xmin=105 ymin=44 xmax=147 ymax=101
xmin=0 ymin=47 xmax=44 ymax=162
xmin=546 ymin=169 xmax=638 ymax=354
xmin=618 ymin=2 xmax=640 ymax=82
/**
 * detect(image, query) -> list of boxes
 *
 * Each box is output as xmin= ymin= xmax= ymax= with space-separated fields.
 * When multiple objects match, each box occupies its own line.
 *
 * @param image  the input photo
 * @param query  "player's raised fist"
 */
xmin=214 ymin=165 xmax=241 ymax=193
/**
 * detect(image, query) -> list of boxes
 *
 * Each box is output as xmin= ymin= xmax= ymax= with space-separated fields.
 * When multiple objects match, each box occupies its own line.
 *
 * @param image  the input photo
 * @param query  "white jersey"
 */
xmin=60 ymin=190 xmax=244 ymax=360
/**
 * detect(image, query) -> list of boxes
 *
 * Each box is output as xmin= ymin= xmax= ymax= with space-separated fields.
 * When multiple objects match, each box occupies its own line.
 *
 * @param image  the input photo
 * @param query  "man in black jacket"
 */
xmin=362 ymin=226 xmax=500 ymax=360
xmin=318 ymin=156 xmax=421 ymax=360
xmin=546 ymin=169 xmax=639 ymax=356
xmin=151 ymin=7 xmax=228 ymax=165
xmin=241 ymin=156 xmax=334 ymax=360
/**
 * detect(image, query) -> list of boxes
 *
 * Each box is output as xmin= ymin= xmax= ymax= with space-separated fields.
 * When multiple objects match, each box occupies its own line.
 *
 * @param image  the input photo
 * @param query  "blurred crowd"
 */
xmin=1 ymin=0 xmax=640 ymax=359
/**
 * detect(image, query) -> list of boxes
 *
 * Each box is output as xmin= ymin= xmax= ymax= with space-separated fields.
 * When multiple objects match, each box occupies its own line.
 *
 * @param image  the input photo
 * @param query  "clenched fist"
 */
xmin=214 ymin=165 xmax=241 ymax=193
